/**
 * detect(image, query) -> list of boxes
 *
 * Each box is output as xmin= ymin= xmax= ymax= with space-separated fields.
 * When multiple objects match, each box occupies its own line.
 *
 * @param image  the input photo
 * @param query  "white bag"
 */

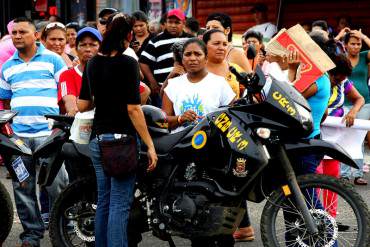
xmin=70 ymin=110 xmax=94 ymax=144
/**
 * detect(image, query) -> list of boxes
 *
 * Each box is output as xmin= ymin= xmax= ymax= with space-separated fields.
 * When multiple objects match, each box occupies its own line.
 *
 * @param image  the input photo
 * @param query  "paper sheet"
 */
xmin=321 ymin=116 xmax=370 ymax=159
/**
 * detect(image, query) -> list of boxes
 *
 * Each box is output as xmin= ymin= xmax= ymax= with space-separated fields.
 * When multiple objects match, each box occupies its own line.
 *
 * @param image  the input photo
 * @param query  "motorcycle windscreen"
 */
xmin=263 ymin=77 xmax=310 ymax=111
xmin=260 ymin=77 xmax=314 ymax=136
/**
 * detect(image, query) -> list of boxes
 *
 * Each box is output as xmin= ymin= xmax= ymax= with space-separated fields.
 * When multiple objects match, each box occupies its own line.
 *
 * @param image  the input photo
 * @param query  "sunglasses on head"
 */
xmin=45 ymin=22 xmax=66 ymax=31
xmin=66 ymin=22 xmax=79 ymax=28
xmin=99 ymin=18 xmax=108 ymax=25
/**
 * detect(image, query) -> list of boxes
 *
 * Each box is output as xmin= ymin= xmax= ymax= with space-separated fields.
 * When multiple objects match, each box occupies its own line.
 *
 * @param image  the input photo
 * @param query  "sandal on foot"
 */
xmin=354 ymin=177 xmax=368 ymax=185
xmin=233 ymin=227 xmax=255 ymax=242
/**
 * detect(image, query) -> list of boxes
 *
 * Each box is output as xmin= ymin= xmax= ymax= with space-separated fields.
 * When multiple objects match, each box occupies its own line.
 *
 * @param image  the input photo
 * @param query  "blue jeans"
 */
xmin=89 ymin=135 xmax=136 ymax=247
xmin=340 ymin=104 xmax=370 ymax=178
xmin=12 ymin=136 xmax=69 ymax=246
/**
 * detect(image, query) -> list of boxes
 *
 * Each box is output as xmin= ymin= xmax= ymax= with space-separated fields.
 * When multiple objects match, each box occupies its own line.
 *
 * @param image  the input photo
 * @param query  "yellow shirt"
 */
xmin=226 ymin=63 xmax=243 ymax=98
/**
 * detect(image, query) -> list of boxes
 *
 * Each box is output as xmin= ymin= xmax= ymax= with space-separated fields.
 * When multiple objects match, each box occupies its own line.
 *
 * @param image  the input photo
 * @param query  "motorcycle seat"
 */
xmin=62 ymin=142 xmax=91 ymax=159
xmin=152 ymin=126 xmax=193 ymax=154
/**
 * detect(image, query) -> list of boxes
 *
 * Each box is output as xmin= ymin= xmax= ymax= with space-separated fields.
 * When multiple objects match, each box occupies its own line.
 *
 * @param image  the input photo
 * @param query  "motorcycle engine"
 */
xmin=149 ymin=162 xmax=243 ymax=238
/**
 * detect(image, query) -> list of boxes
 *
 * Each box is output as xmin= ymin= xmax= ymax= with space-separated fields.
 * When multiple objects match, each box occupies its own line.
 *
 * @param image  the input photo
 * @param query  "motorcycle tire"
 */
xmin=261 ymin=174 xmax=370 ymax=247
xmin=49 ymin=177 xmax=96 ymax=247
xmin=0 ymin=181 xmax=13 ymax=243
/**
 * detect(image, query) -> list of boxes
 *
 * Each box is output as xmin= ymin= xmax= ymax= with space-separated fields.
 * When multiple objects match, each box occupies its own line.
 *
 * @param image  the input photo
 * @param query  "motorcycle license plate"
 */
xmin=11 ymin=157 xmax=30 ymax=182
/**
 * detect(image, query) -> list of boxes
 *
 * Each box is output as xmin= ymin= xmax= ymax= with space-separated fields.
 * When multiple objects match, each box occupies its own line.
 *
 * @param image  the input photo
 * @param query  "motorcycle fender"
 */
xmin=284 ymin=139 xmax=358 ymax=169
xmin=0 ymin=133 xmax=32 ymax=156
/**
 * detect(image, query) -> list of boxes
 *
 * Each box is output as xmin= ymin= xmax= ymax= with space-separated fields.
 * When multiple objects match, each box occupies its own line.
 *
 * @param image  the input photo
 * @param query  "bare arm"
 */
xmin=301 ymin=83 xmax=318 ymax=99
xmin=77 ymin=99 xmax=94 ymax=113
xmin=139 ymin=63 xmax=160 ymax=94
xmin=162 ymin=92 xmax=180 ymax=129
xmin=127 ymin=104 xmax=157 ymax=171
xmin=162 ymin=92 xmax=198 ymax=129
xmin=350 ymin=29 xmax=370 ymax=49
xmin=287 ymin=51 xmax=300 ymax=83
xmin=344 ymin=86 xmax=365 ymax=127
xmin=229 ymin=48 xmax=252 ymax=73
xmin=63 ymin=95 xmax=79 ymax=116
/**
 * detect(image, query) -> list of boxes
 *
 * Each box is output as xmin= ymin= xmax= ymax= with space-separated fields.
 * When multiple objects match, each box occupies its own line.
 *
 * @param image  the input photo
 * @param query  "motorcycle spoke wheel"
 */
xmin=261 ymin=174 xmax=370 ymax=247
xmin=49 ymin=178 xmax=97 ymax=247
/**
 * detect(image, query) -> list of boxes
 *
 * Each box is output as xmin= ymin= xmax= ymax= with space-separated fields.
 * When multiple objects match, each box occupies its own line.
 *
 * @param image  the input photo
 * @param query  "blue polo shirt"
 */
xmin=0 ymin=44 xmax=67 ymax=137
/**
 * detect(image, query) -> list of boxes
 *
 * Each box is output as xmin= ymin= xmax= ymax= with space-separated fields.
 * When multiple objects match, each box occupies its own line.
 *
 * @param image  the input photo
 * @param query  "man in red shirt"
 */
xmin=58 ymin=27 xmax=102 ymax=115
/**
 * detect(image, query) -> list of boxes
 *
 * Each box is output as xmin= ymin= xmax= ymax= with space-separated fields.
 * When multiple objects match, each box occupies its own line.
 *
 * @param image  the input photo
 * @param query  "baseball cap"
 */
xmin=167 ymin=9 xmax=185 ymax=21
xmin=250 ymin=3 xmax=268 ymax=13
xmin=76 ymin=27 xmax=103 ymax=45
xmin=98 ymin=7 xmax=118 ymax=18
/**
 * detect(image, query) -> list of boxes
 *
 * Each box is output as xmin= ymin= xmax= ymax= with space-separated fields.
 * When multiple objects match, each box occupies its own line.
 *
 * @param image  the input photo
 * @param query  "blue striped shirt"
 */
xmin=0 ymin=44 xmax=67 ymax=137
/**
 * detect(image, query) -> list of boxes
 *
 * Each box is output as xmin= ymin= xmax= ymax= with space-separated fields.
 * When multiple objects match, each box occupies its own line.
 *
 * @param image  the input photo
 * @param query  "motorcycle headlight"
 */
xmin=294 ymin=103 xmax=313 ymax=130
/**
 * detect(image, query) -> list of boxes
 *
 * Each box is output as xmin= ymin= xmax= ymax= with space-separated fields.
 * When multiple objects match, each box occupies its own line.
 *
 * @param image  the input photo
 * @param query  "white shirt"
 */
xmin=247 ymin=22 xmax=277 ymax=40
xmin=123 ymin=47 xmax=138 ymax=61
xmin=165 ymin=72 xmax=235 ymax=119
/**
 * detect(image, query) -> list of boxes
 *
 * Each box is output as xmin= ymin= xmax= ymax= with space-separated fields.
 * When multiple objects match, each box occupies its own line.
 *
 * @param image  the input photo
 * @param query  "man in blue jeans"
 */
xmin=0 ymin=17 xmax=68 ymax=247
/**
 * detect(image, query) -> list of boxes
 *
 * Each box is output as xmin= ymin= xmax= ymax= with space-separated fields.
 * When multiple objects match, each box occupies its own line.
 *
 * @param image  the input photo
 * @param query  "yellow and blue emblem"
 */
xmin=191 ymin=130 xmax=207 ymax=149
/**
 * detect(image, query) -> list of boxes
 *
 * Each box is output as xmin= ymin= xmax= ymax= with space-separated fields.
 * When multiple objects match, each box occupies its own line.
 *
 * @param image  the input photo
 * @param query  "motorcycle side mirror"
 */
xmin=247 ymin=44 xmax=257 ymax=60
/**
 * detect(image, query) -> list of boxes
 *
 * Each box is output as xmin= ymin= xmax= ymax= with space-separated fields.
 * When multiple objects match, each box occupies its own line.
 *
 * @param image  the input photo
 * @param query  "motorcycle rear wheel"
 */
xmin=0 ymin=181 xmax=13 ymax=243
xmin=49 ymin=177 xmax=96 ymax=247
xmin=261 ymin=174 xmax=370 ymax=247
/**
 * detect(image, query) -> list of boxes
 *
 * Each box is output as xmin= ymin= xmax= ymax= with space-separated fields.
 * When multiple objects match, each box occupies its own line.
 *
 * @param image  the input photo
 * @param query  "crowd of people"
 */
xmin=0 ymin=2 xmax=369 ymax=247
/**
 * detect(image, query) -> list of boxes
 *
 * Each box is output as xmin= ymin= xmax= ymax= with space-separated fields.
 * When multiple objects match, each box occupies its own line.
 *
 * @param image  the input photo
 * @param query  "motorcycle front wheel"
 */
xmin=261 ymin=174 xmax=370 ymax=247
xmin=49 ymin=177 xmax=97 ymax=247
xmin=0 ymin=181 xmax=13 ymax=243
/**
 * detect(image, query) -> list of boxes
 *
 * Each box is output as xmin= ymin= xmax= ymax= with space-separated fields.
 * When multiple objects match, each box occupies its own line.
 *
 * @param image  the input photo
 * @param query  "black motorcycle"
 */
xmin=33 ymin=114 xmax=96 ymax=246
xmin=0 ymin=110 xmax=33 ymax=244
xmin=48 ymin=70 xmax=370 ymax=247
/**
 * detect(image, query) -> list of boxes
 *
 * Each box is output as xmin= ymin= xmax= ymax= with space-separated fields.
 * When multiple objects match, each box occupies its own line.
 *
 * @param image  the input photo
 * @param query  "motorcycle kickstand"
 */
xmin=167 ymin=237 xmax=176 ymax=247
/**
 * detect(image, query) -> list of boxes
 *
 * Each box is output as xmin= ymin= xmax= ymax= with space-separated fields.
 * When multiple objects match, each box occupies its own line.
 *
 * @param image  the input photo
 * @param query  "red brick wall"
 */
xmin=279 ymin=0 xmax=370 ymax=35
xmin=193 ymin=0 xmax=279 ymax=34
xmin=193 ymin=0 xmax=370 ymax=36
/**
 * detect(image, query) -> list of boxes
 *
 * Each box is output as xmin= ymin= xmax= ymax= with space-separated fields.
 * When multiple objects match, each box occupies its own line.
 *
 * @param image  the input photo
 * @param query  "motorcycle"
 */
xmin=32 ymin=114 xmax=96 ymax=246
xmin=0 ymin=110 xmax=32 ymax=244
xmin=47 ymin=69 xmax=370 ymax=247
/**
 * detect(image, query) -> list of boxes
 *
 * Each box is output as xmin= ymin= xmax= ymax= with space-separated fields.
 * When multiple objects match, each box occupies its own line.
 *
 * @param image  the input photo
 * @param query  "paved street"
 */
xmin=1 ymin=160 xmax=370 ymax=247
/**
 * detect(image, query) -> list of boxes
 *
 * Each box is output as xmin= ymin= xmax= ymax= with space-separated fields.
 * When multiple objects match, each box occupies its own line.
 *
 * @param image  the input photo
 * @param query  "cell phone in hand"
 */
xmin=131 ymin=41 xmax=140 ymax=47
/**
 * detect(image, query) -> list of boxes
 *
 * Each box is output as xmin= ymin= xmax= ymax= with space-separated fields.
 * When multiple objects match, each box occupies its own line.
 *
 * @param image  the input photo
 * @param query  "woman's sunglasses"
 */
xmin=45 ymin=22 xmax=66 ymax=31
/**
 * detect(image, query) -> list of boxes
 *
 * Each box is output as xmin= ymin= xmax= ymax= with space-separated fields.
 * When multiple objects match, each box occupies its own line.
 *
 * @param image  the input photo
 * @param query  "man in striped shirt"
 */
xmin=0 ymin=17 xmax=68 ymax=247
xmin=139 ymin=9 xmax=192 ymax=106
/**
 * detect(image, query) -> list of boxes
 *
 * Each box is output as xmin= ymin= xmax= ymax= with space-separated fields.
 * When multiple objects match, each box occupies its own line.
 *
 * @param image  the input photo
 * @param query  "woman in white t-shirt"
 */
xmin=162 ymin=38 xmax=235 ymax=130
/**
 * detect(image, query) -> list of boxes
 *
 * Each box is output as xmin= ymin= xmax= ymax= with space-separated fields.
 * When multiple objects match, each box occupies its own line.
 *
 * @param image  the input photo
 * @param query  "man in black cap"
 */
xmin=97 ymin=7 xmax=118 ymax=34
xmin=245 ymin=3 xmax=277 ymax=41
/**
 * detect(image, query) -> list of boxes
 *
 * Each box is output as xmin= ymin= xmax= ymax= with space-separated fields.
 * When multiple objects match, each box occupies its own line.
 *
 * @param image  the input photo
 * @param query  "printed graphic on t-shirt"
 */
xmin=180 ymin=94 xmax=205 ymax=116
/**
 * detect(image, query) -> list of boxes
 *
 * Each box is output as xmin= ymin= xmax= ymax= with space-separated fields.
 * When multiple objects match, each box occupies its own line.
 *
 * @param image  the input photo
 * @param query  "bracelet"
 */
xmin=177 ymin=115 xmax=182 ymax=125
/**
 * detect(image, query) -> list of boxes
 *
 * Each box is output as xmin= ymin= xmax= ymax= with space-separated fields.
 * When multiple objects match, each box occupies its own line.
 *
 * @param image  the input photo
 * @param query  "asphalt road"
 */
xmin=1 ymin=161 xmax=370 ymax=247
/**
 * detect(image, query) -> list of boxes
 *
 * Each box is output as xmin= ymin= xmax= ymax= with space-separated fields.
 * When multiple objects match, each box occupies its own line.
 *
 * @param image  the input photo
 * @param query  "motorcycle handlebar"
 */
xmin=45 ymin=114 xmax=75 ymax=125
